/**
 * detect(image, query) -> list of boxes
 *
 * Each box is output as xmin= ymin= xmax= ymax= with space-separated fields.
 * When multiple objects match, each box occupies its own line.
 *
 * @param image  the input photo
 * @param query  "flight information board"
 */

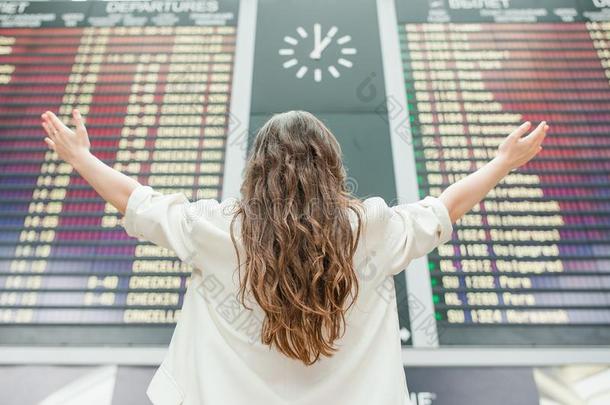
xmin=398 ymin=0 xmax=610 ymax=345
xmin=2 ymin=0 xmax=610 ymax=349
xmin=0 ymin=0 xmax=238 ymax=344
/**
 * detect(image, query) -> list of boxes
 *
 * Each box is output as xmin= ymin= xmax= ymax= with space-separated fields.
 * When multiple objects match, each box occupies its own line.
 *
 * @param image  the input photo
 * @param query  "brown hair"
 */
xmin=229 ymin=110 xmax=364 ymax=365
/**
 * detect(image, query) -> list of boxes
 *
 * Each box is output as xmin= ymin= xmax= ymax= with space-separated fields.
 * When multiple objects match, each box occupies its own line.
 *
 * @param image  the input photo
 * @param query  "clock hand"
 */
xmin=311 ymin=23 xmax=321 ymax=57
xmin=309 ymin=35 xmax=332 ymax=59
xmin=309 ymin=25 xmax=337 ymax=60
xmin=316 ymin=36 xmax=332 ymax=54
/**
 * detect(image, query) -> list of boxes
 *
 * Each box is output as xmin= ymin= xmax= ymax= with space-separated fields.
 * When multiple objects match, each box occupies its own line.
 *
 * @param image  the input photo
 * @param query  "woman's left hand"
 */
xmin=41 ymin=109 xmax=91 ymax=165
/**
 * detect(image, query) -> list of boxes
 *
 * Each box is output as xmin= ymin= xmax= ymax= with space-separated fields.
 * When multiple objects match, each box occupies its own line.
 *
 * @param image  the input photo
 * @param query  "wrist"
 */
xmin=490 ymin=156 xmax=513 ymax=175
xmin=69 ymin=149 xmax=94 ymax=169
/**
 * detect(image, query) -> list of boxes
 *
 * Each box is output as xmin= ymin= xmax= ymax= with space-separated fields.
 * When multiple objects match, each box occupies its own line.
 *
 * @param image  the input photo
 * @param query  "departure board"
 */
xmin=397 ymin=0 xmax=610 ymax=345
xmin=0 ymin=1 xmax=239 ymax=344
xmin=2 ymin=0 xmax=610 ymax=349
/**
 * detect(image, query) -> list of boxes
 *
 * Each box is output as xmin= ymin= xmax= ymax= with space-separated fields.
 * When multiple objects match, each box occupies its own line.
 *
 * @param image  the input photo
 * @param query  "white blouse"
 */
xmin=121 ymin=184 xmax=453 ymax=405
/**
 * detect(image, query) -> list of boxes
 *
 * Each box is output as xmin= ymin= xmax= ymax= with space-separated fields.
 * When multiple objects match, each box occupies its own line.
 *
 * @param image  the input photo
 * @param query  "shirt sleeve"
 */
xmin=120 ymin=184 xmax=196 ymax=264
xmin=384 ymin=196 xmax=453 ymax=275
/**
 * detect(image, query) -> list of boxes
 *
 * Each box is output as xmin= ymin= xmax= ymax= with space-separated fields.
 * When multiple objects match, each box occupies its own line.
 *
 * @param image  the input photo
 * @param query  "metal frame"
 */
xmin=221 ymin=0 xmax=258 ymax=200
xmin=377 ymin=0 xmax=439 ymax=347
xmin=2 ymin=347 xmax=610 ymax=366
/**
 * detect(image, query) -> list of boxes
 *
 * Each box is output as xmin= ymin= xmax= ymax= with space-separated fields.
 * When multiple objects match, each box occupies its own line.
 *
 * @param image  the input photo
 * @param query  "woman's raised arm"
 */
xmin=439 ymin=121 xmax=549 ymax=224
xmin=40 ymin=109 xmax=140 ymax=215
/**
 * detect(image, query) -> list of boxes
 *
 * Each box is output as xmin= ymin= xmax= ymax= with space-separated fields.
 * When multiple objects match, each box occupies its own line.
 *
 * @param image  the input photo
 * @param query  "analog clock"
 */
xmin=279 ymin=23 xmax=357 ymax=82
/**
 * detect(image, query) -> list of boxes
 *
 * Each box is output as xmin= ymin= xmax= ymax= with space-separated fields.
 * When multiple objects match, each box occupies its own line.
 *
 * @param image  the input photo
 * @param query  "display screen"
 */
xmin=0 ymin=1 xmax=238 ymax=343
xmin=1 ymin=0 xmax=609 ymax=348
xmin=398 ymin=0 xmax=610 ymax=344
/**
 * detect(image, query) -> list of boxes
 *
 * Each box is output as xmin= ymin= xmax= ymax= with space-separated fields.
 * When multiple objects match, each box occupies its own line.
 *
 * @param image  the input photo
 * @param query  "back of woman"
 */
xmin=122 ymin=111 xmax=453 ymax=405
xmin=40 ymin=108 xmax=547 ymax=405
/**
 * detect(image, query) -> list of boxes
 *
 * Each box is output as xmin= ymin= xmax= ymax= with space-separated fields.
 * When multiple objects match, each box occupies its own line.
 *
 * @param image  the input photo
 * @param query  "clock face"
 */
xmin=278 ymin=23 xmax=357 ymax=82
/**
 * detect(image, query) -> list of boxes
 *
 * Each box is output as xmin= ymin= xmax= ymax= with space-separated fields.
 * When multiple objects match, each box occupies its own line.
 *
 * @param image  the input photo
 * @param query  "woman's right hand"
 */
xmin=495 ymin=121 xmax=549 ymax=171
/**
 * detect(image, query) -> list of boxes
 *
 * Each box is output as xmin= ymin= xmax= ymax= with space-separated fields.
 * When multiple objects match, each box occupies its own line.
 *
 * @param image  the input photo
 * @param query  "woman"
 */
xmin=41 ymin=109 xmax=547 ymax=405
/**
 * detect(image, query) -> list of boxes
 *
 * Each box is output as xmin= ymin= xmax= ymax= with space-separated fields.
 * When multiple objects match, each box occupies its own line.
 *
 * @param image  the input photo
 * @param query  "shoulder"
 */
xmin=348 ymin=196 xmax=393 ymax=231
xmin=357 ymin=196 xmax=451 ymax=222
xmin=362 ymin=196 xmax=392 ymax=219
xmin=351 ymin=195 xmax=452 ymax=236
xmin=183 ymin=197 xmax=240 ymax=225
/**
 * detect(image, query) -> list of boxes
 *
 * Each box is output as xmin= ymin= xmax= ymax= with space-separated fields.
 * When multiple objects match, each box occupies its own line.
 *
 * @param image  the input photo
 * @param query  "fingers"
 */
xmin=72 ymin=109 xmax=86 ymax=132
xmin=41 ymin=110 xmax=68 ymax=134
xmin=538 ymin=124 xmax=549 ymax=146
xmin=41 ymin=112 xmax=59 ymax=134
xmin=508 ymin=121 xmax=531 ymax=141
xmin=523 ymin=121 xmax=548 ymax=146
xmin=43 ymin=137 xmax=56 ymax=150
xmin=41 ymin=121 xmax=56 ymax=140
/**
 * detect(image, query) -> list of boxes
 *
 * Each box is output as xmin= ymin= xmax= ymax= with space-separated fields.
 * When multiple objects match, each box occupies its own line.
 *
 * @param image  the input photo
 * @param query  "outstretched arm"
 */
xmin=439 ymin=121 xmax=549 ymax=223
xmin=40 ymin=109 xmax=141 ymax=215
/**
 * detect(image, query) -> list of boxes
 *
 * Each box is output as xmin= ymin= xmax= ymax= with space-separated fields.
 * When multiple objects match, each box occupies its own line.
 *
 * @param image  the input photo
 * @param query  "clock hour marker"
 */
xmin=296 ymin=27 xmax=308 ymax=38
xmin=328 ymin=65 xmax=340 ymax=78
xmin=337 ymin=58 xmax=353 ymax=68
xmin=283 ymin=58 xmax=298 ymax=68
xmin=283 ymin=36 xmax=298 ymax=46
xmin=314 ymin=68 xmax=322 ymax=82
xmin=278 ymin=49 xmax=294 ymax=56
xmin=341 ymin=48 xmax=357 ymax=55
xmin=337 ymin=35 xmax=351 ymax=45
xmin=296 ymin=66 xmax=308 ymax=79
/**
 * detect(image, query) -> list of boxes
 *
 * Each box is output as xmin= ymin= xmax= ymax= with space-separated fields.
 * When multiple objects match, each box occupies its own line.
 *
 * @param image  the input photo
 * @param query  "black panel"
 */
xmin=252 ymin=0 xmax=387 ymax=113
xmin=249 ymin=0 xmax=414 ymax=343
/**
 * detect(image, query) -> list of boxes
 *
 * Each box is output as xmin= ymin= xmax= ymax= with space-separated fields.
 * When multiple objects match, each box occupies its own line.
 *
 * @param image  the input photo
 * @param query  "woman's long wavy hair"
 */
xmin=229 ymin=110 xmax=364 ymax=365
